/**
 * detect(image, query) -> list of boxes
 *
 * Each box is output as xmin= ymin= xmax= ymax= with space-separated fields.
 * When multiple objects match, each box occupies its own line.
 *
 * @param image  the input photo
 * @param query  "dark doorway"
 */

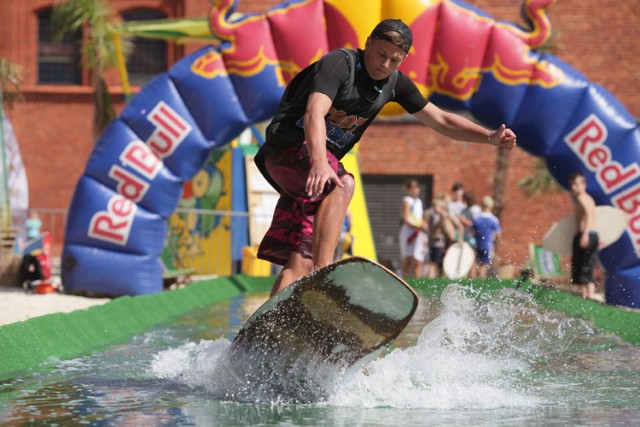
xmin=361 ymin=174 xmax=433 ymax=273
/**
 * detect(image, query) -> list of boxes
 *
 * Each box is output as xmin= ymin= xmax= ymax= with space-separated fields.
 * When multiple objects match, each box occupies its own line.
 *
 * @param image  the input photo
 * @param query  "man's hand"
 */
xmin=303 ymin=92 xmax=343 ymax=198
xmin=580 ymin=233 xmax=590 ymax=249
xmin=305 ymin=159 xmax=343 ymax=199
xmin=490 ymin=124 xmax=517 ymax=150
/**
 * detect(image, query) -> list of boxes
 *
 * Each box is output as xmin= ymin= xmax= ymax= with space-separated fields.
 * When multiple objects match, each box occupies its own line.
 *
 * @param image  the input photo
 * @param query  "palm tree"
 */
xmin=518 ymin=158 xmax=561 ymax=197
xmin=51 ymin=0 xmax=129 ymax=141
xmin=491 ymin=144 xmax=511 ymax=219
xmin=0 ymin=58 xmax=23 ymax=108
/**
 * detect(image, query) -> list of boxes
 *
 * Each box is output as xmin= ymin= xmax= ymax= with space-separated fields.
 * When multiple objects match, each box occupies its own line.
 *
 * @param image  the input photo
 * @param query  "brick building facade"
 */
xmin=1 ymin=0 xmax=638 ymax=270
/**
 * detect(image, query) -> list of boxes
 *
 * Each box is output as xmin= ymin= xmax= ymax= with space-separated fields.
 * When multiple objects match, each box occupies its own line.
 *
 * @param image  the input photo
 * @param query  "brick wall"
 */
xmin=1 ymin=0 xmax=637 ymax=269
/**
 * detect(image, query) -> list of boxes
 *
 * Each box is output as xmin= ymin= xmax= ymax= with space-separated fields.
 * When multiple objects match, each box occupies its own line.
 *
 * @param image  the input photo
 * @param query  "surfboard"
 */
xmin=230 ymin=256 xmax=418 ymax=369
xmin=443 ymin=241 xmax=475 ymax=279
xmin=543 ymin=206 xmax=629 ymax=256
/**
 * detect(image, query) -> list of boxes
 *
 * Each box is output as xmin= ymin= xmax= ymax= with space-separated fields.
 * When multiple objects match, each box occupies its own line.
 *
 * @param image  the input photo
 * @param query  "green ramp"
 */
xmin=407 ymin=277 xmax=640 ymax=346
xmin=2 ymin=275 xmax=639 ymax=380
xmin=0 ymin=275 xmax=272 ymax=379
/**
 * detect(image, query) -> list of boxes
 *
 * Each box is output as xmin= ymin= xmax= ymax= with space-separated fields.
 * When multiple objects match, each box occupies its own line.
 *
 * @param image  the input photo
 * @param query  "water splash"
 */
xmin=150 ymin=284 xmax=596 ymax=408
xmin=150 ymin=337 xmax=344 ymax=403
xmin=330 ymin=285 xmax=594 ymax=409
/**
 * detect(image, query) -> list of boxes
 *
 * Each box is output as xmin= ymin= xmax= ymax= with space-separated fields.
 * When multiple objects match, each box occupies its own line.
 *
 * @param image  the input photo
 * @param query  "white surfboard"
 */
xmin=542 ymin=206 xmax=629 ymax=256
xmin=443 ymin=241 xmax=475 ymax=279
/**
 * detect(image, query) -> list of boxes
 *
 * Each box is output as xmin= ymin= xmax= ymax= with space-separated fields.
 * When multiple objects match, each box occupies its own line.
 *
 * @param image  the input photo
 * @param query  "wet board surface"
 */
xmin=443 ymin=241 xmax=475 ymax=279
xmin=231 ymin=257 xmax=418 ymax=369
xmin=543 ymin=206 xmax=629 ymax=256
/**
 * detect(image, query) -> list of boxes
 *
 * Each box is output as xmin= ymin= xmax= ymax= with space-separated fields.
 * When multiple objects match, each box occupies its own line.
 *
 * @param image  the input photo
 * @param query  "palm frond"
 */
xmin=0 ymin=58 xmax=24 ymax=108
xmin=51 ymin=0 xmax=133 ymax=138
xmin=518 ymin=159 xmax=561 ymax=197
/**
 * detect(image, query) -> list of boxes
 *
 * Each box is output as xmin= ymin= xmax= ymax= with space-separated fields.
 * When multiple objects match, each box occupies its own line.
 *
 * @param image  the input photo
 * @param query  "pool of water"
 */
xmin=1 ymin=284 xmax=639 ymax=426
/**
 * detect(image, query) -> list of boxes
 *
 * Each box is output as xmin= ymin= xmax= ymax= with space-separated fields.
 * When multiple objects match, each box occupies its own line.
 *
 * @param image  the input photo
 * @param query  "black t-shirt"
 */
xmin=265 ymin=49 xmax=428 ymax=159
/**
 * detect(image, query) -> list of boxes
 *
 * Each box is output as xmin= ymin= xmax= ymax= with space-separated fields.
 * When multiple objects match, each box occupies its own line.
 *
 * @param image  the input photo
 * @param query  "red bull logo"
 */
xmin=612 ymin=186 xmax=640 ymax=253
xmin=146 ymin=102 xmax=192 ymax=159
xmin=88 ymin=102 xmax=191 ymax=247
xmin=108 ymin=141 xmax=162 ymax=203
xmin=565 ymin=114 xmax=640 ymax=196
xmin=89 ymin=196 xmax=137 ymax=246
xmin=565 ymin=114 xmax=640 ymax=253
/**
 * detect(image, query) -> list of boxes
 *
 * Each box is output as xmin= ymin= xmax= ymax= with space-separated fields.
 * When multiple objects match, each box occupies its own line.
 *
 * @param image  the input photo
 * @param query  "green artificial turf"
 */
xmin=1 ymin=274 xmax=638 ymax=380
xmin=0 ymin=274 xmax=272 ymax=379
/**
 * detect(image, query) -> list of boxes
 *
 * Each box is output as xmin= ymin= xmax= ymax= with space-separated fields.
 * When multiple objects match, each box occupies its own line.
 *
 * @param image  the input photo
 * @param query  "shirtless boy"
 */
xmin=569 ymin=172 xmax=599 ymax=299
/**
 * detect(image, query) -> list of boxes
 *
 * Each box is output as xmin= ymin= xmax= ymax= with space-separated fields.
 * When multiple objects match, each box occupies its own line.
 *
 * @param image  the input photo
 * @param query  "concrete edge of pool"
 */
xmin=0 ymin=276 xmax=638 ymax=380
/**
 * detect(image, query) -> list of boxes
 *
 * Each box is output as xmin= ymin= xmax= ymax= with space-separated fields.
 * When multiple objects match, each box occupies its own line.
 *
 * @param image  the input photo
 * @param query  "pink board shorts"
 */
xmin=256 ymin=143 xmax=352 ymax=265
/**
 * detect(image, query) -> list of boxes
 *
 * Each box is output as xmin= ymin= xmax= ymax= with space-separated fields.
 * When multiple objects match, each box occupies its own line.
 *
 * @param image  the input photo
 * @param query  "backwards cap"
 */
xmin=370 ymin=19 xmax=413 ymax=53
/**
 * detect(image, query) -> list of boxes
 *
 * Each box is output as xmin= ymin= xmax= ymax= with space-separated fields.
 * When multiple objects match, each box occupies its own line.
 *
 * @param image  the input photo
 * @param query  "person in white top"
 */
xmin=448 ymin=182 xmax=466 ymax=219
xmin=399 ymin=179 xmax=428 ymax=277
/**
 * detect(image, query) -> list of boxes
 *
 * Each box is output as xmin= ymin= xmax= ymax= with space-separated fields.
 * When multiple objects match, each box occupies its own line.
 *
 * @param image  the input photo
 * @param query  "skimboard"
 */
xmin=230 ymin=256 xmax=418 ymax=369
xmin=542 ymin=206 xmax=629 ymax=256
xmin=443 ymin=241 xmax=475 ymax=279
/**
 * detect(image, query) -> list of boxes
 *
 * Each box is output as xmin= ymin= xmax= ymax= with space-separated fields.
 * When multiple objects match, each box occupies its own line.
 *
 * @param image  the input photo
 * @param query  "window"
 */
xmin=37 ymin=9 xmax=82 ymax=84
xmin=122 ymin=9 xmax=168 ymax=86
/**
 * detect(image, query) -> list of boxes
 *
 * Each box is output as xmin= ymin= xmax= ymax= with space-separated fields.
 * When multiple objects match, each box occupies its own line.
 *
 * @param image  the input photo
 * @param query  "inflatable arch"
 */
xmin=62 ymin=0 xmax=640 ymax=308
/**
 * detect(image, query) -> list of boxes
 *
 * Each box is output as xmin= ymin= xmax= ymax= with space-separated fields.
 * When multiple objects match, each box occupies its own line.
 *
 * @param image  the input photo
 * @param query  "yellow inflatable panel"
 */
xmin=341 ymin=151 xmax=377 ymax=261
xmin=382 ymin=0 xmax=442 ymax=24
xmin=324 ymin=0 xmax=382 ymax=47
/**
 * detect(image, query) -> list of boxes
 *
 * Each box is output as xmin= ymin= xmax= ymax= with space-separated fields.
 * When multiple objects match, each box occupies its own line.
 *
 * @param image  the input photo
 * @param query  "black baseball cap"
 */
xmin=370 ymin=19 xmax=413 ymax=54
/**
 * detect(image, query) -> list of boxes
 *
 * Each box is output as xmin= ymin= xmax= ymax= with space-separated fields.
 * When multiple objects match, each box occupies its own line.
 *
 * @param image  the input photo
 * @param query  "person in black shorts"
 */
xmin=254 ymin=19 xmax=518 ymax=296
xmin=569 ymin=172 xmax=599 ymax=299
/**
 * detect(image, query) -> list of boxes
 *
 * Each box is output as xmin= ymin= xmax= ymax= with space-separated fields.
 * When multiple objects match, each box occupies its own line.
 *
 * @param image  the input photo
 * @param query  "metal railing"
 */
xmin=17 ymin=207 xmax=271 ymax=276
xmin=11 ymin=208 xmax=68 ymax=261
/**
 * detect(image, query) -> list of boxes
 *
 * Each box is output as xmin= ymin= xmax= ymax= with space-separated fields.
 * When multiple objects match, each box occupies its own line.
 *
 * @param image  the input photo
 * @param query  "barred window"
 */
xmin=37 ymin=9 xmax=82 ymax=85
xmin=122 ymin=9 xmax=168 ymax=86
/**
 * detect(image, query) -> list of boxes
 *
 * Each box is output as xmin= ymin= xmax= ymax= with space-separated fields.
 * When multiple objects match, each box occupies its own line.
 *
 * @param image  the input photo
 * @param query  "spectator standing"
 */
xmin=25 ymin=211 xmax=42 ymax=241
xmin=569 ymin=172 xmax=599 ymax=299
xmin=473 ymin=196 xmax=501 ymax=278
xmin=460 ymin=191 xmax=478 ymax=276
xmin=399 ymin=179 xmax=428 ymax=277
xmin=448 ymin=182 xmax=466 ymax=219
xmin=464 ymin=191 xmax=482 ymax=219
xmin=447 ymin=182 xmax=467 ymax=241
xmin=424 ymin=195 xmax=456 ymax=278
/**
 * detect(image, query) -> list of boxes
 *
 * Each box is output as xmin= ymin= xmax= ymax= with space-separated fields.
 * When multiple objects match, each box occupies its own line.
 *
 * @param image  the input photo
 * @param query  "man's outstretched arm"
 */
xmin=413 ymin=103 xmax=517 ymax=150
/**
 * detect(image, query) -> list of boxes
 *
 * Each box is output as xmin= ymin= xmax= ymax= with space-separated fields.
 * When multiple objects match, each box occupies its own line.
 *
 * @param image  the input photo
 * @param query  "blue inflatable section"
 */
xmin=62 ymin=45 xmax=256 ymax=295
xmin=62 ymin=0 xmax=640 ymax=308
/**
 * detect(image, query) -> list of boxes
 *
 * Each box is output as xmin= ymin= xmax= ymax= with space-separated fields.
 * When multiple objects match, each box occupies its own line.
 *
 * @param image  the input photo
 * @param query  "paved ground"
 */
xmin=0 ymin=281 xmax=110 ymax=326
